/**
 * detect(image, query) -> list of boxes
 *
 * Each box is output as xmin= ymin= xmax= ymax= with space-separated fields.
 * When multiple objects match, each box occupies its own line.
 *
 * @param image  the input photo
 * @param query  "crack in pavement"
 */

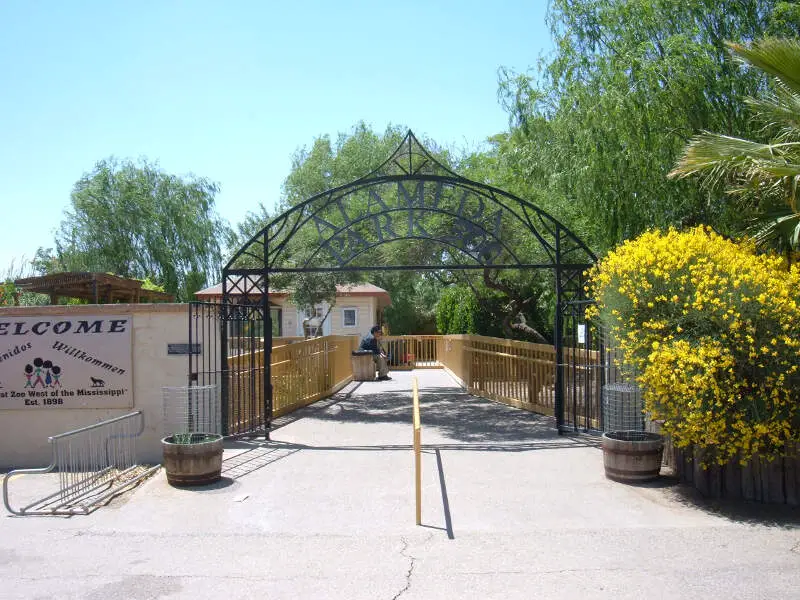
xmin=391 ymin=537 xmax=416 ymax=600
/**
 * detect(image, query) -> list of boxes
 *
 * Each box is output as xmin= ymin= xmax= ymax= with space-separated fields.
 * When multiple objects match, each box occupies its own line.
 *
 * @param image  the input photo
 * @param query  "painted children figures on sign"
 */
xmin=23 ymin=358 xmax=63 ymax=389
xmin=51 ymin=366 xmax=61 ymax=387
xmin=32 ymin=358 xmax=45 ymax=388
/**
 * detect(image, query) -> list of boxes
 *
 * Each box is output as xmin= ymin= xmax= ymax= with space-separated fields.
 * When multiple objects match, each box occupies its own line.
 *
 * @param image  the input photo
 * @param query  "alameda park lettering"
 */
xmin=305 ymin=181 xmax=510 ymax=267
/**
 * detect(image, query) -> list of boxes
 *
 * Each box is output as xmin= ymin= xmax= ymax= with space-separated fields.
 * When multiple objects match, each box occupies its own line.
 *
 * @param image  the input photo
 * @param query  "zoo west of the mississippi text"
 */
xmin=5 ymin=386 xmax=126 ymax=407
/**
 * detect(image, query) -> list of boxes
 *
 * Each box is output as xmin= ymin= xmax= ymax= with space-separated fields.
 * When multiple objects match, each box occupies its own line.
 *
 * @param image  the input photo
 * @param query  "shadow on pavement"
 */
xmin=282 ymin=387 xmax=563 ymax=445
xmin=268 ymin=382 xmax=364 ymax=433
xmin=221 ymin=445 xmax=300 ymax=479
xmin=179 ymin=476 xmax=237 ymax=491
xmin=665 ymin=483 xmax=800 ymax=528
xmin=608 ymin=470 xmax=800 ymax=528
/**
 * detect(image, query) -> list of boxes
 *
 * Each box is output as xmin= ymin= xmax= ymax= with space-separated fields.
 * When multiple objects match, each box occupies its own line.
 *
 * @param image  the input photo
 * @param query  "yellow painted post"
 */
xmin=413 ymin=376 xmax=421 ymax=526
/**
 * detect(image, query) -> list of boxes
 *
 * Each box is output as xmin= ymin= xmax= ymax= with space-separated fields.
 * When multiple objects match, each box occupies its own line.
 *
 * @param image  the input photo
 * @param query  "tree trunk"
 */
xmin=483 ymin=268 xmax=548 ymax=343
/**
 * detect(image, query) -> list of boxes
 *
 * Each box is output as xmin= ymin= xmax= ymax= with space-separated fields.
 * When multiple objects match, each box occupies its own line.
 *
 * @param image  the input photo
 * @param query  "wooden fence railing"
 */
xmin=226 ymin=343 xmax=266 ymax=434
xmin=270 ymin=335 xmax=358 ymax=417
xmin=225 ymin=335 xmax=357 ymax=432
xmin=438 ymin=334 xmax=558 ymax=415
xmin=225 ymin=333 xmax=599 ymax=430
xmin=437 ymin=335 xmax=469 ymax=384
xmin=228 ymin=336 xmax=305 ymax=357
xmin=561 ymin=346 xmax=603 ymax=430
xmin=436 ymin=334 xmax=601 ymax=426
xmin=382 ymin=335 xmax=440 ymax=369
xmin=273 ymin=336 xmax=306 ymax=347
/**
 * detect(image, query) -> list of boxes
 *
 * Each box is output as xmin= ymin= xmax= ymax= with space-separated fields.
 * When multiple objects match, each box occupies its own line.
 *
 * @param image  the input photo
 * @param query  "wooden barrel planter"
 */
xmin=602 ymin=431 xmax=664 ymax=483
xmin=162 ymin=433 xmax=224 ymax=486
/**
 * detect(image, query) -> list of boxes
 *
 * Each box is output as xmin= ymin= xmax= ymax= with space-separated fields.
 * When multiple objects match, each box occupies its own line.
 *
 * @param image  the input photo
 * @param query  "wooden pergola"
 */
xmin=13 ymin=272 xmax=175 ymax=304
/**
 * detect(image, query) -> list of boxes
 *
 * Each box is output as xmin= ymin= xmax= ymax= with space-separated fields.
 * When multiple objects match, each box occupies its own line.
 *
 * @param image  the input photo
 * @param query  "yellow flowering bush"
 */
xmin=586 ymin=226 xmax=800 ymax=464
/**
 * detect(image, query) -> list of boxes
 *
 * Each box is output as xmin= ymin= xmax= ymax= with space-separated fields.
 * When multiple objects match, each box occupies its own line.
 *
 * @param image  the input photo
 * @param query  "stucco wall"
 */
xmin=329 ymin=296 xmax=375 ymax=334
xmin=271 ymin=296 xmax=377 ymax=337
xmin=0 ymin=303 xmax=191 ymax=469
xmin=279 ymin=301 xmax=298 ymax=336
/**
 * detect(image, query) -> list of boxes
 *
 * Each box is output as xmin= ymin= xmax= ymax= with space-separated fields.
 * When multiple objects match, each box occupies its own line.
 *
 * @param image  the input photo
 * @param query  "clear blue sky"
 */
xmin=0 ymin=0 xmax=552 ymax=275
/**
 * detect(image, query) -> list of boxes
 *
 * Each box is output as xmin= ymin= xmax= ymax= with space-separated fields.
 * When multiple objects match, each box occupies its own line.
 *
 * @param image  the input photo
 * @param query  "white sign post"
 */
xmin=0 ymin=315 xmax=133 ymax=409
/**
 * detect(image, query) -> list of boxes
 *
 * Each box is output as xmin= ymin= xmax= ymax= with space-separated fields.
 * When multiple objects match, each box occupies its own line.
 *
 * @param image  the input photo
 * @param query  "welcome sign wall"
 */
xmin=0 ymin=315 xmax=133 ymax=409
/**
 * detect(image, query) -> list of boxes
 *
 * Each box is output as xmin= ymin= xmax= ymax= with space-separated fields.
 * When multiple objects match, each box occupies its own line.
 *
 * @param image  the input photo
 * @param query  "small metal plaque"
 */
xmin=168 ymin=343 xmax=202 ymax=355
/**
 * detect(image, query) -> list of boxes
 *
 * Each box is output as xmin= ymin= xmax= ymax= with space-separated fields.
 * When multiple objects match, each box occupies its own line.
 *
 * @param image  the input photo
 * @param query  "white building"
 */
xmin=194 ymin=281 xmax=391 ymax=338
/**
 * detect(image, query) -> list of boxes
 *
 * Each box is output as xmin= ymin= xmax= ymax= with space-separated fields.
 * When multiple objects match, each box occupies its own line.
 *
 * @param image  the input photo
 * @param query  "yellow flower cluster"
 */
xmin=586 ymin=226 xmax=800 ymax=464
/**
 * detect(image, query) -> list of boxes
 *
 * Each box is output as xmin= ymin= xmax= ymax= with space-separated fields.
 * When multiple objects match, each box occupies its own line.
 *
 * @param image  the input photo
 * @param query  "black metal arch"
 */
xmin=220 ymin=130 xmax=597 ymax=435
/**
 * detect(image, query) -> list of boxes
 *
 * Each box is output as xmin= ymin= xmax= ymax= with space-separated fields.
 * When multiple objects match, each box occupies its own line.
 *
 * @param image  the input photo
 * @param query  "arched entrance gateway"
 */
xmin=211 ymin=131 xmax=597 ymax=437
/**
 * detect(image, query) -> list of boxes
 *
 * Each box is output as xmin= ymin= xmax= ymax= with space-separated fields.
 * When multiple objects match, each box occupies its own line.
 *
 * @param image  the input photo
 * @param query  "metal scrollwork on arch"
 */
xmin=225 ymin=131 xmax=595 ymax=279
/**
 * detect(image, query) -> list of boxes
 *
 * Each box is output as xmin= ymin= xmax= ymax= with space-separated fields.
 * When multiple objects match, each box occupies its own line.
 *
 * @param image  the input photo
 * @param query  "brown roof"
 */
xmin=14 ymin=272 xmax=175 ymax=304
xmin=195 ymin=278 xmax=391 ymax=307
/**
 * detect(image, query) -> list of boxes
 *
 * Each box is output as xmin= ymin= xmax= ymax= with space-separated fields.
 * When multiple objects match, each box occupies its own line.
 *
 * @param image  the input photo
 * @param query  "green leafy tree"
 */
xmin=436 ymin=286 xmax=478 ymax=334
xmin=38 ymin=158 xmax=233 ymax=301
xmin=458 ymin=145 xmax=564 ymax=342
xmin=281 ymin=122 xmax=409 ymax=209
xmin=499 ymin=0 xmax=800 ymax=253
xmin=2 ymin=256 xmax=49 ymax=306
xmin=670 ymin=38 xmax=800 ymax=256
xmin=380 ymin=272 xmax=441 ymax=334
xmin=0 ymin=280 xmax=15 ymax=306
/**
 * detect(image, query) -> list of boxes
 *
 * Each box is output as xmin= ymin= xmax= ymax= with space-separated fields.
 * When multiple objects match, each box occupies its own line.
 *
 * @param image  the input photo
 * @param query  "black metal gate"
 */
xmin=188 ymin=300 xmax=269 ymax=436
xmin=188 ymin=302 xmax=221 ymax=390
xmin=556 ymin=299 xmax=604 ymax=433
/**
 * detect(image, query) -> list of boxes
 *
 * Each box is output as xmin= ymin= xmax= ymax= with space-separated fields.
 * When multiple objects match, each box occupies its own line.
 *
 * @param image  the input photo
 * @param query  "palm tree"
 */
xmin=670 ymin=38 xmax=800 ymax=257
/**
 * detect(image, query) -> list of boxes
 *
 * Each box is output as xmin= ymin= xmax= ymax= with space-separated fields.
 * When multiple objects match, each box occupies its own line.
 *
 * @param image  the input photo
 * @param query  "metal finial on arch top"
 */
xmin=360 ymin=129 xmax=464 ymax=180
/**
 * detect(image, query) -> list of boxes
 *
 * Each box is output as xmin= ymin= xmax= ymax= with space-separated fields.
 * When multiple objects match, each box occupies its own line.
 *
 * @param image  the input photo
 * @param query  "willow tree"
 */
xmin=38 ymin=158 xmax=232 ymax=301
xmin=499 ymin=0 xmax=800 ymax=253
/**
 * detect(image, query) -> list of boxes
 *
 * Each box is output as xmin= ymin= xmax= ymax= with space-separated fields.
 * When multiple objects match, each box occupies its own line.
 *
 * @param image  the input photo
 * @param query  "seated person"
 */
xmin=359 ymin=325 xmax=390 ymax=380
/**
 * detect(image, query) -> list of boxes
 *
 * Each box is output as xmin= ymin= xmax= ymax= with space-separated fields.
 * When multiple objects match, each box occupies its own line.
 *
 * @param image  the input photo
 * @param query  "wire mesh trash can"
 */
xmin=162 ymin=385 xmax=221 ymax=436
xmin=602 ymin=382 xmax=644 ymax=432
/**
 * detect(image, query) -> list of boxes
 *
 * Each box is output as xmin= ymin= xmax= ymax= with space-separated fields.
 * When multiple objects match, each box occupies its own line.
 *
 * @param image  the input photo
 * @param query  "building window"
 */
xmin=270 ymin=308 xmax=282 ymax=337
xmin=342 ymin=307 xmax=357 ymax=328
